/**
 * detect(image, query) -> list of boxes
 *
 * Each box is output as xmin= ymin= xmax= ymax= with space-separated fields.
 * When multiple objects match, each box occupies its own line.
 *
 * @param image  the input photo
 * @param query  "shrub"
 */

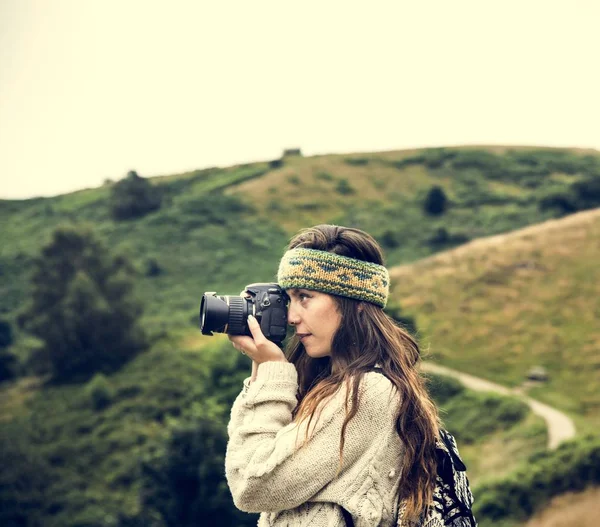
xmin=110 ymin=170 xmax=162 ymax=221
xmin=380 ymin=230 xmax=400 ymax=249
xmin=344 ymin=157 xmax=369 ymax=166
xmin=18 ymin=225 xmax=147 ymax=383
xmin=145 ymin=258 xmax=163 ymax=277
xmin=423 ymin=186 xmax=448 ymax=215
xmin=138 ymin=418 xmax=257 ymax=526
xmin=0 ymin=319 xmax=13 ymax=348
xmin=315 ymin=171 xmax=334 ymax=181
xmin=335 ymin=178 xmax=355 ymax=195
xmin=86 ymin=373 xmax=115 ymax=410
xmin=0 ymin=348 xmax=17 ymax=382
xmin=539 ymin=191 xmax=577 ymax=214
xmin=0 ymin=424 xmax=53 ymax=526
xmin=269 ymin=158 xmax=283 ymax=169
xmin=474 ymin=435 xmax=600 ymax=523
xmin=426 ymin=374 xmax=465 ymax=404
xmin=443 ymin=392 xmax=528 ymax=444
xmin=287 ymin=174 xmax=301 ymax=185
xmin=428 ymin=227 xmax=470 ymax=248
xmin=572 ymin=176 xmax=600 ymax=209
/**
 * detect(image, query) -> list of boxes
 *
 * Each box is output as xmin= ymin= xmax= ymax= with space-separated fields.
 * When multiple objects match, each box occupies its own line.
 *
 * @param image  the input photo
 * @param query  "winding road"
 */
xmin=422 ymin=362 xmax=576 ymax=450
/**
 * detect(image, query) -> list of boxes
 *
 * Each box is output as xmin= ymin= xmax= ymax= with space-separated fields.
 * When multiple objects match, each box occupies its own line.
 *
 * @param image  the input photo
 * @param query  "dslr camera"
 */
xmin=199 ymin=283 xmax=288 ymax=346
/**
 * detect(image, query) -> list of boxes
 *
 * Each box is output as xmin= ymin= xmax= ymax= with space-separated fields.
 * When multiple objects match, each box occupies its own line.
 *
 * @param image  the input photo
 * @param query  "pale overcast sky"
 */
xmin=1 ymin=0 xmax=599 ymax=199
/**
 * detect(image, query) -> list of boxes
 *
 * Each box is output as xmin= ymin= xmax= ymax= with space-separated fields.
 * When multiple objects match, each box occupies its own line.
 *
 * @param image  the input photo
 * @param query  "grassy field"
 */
xmin=390 ymin=208 xmax=600 ymax=432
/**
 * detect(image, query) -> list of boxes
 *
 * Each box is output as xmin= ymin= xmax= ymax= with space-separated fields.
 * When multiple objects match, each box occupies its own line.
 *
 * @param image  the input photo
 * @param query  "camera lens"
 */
xmin=199 ymin=293 xmax=249 ymax=336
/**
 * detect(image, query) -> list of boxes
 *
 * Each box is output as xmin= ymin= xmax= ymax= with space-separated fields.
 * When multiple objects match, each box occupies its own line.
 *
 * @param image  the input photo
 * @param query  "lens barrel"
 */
xmin=199 ymin=293 xmax=249 ymax=336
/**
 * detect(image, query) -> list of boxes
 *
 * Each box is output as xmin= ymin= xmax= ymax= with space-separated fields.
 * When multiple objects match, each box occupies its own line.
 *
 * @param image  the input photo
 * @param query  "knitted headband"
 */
xmin=277 ymin=248 xmax=390 ymax=307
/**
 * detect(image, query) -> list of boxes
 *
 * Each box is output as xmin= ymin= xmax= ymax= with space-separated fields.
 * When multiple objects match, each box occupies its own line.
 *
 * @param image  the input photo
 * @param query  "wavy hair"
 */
xmin=284 ymin=224 xmax=440 ymax=521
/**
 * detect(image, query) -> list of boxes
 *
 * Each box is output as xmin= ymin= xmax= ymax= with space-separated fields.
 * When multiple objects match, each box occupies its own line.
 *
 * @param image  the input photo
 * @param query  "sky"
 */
xmin=1 ymin=0 xmax=599 ymax=199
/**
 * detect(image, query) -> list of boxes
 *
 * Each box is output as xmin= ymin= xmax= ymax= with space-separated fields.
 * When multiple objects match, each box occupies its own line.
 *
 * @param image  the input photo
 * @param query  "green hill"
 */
xmin=1 ymin=145 xmax=599 ymax=526
xmin=2 ymin=146 xmax=599 ymax=338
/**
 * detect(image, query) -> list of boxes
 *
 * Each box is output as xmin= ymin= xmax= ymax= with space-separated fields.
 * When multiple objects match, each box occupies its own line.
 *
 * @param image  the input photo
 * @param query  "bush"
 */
xmin=380 ymin=230 xmax=400 ymax=249
xmin=423 ymin=186 xmax=448 ymax=215
xmin=335 ymin=178 xmax=355 ymax=195
xmin=138 ymin=418 xmax=257 ymax=527
xmin=18 ymin=225 xmax=147 ymax=383
xmin=0 ymin=320 xmax=13 ymax=348
xmin=572 ymin=176 xmax=600 ymax=209
xmin=426 ymin=374 xmax=465 ymax=404
xmin=110 ymin=170 xmax=162 ymax=221
xmin=86 ymin=373 xmax=115 ymax=410
xmin=315 ymin=171 xmax=334 ymax=181
xmin=0 ymin=424 xmax=53 ymax=526
xmin=428 ymin=227 xmax=470 ymax=248
xmin=344 ymin=157 xmax=369 ymax=166
xmin=539 ymin=191 xmax=577 ymax=214
xmin=0 ymin=348 xmax=18 ymax=382
xmin=443 ymin=391 xmax=528 ymax=444
xmin=474 ymin=435 xmax=600 ymax=523
xmin=145 ymin=258 xmax=163 ymax=277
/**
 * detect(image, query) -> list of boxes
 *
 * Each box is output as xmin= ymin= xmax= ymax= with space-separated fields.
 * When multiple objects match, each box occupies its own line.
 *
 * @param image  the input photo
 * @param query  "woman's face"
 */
xmin=286 ymin=288 xmax=341 ymax=358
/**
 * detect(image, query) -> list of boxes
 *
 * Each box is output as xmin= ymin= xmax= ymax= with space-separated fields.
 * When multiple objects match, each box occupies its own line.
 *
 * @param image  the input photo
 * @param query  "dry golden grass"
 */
xmin=226 ymin=153 xmax=437 ymax=233
xmin=525 ymin=487 xmax=600 ymax=527
xmin=389 ymin=208 xmax=600 ymax=430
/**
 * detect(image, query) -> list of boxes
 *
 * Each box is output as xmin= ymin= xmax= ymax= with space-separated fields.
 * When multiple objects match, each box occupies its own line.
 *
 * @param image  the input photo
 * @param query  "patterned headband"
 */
xmin=277 ymin=248 xmax=389 ymax=307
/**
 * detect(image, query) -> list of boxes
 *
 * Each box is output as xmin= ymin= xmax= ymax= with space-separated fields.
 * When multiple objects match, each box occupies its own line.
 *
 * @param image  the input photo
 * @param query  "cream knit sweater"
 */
xmin=225 ymin=361 xmax=405 ymax=526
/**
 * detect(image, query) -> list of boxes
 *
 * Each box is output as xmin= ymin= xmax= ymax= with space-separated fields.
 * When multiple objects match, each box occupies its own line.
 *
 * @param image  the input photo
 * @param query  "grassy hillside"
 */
xmin=1 ymin=146 xmax=599 ymax=338
xmin=389 ymin=207 xmax=600 ymax=431
xmin=1 ymin=145 xmax=599 ymax=526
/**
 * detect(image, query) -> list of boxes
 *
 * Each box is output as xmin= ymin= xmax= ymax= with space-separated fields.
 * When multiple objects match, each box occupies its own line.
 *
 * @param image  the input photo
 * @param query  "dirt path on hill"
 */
xmin=422 ymin=362 xmax=576 ymax=450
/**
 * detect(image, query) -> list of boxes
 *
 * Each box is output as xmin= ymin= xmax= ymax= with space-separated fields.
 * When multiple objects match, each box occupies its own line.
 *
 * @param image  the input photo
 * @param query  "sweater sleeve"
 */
xmin=225 ymin=361 xmax=393 ymax=513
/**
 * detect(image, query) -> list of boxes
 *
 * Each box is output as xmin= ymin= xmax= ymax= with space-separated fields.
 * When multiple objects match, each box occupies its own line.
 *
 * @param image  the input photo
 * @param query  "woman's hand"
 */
xmin=228 ymin=315 xmax=288 ymax=366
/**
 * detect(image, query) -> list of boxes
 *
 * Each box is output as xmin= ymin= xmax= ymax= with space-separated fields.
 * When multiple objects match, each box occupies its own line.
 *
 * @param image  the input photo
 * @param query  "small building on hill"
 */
xmin=282 ymin=148 xmax=302 ymax=157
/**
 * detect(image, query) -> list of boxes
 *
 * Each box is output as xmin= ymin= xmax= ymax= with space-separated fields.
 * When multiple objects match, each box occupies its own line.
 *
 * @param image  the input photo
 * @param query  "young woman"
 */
xmin=225 ymin=224 xmax=441 ymax=526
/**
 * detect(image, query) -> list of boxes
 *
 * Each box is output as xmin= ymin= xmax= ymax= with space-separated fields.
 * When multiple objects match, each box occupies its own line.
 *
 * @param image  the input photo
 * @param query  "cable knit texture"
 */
xmin=225 ymin=361 xmax=405 ymax=526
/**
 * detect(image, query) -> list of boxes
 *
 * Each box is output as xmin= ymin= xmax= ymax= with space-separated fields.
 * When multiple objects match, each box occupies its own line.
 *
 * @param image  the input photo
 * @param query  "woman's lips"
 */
xmin=297 ymin=333 xmax=311 ymax=342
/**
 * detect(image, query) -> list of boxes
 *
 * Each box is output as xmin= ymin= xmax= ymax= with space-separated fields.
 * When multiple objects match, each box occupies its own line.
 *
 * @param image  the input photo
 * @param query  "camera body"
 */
xmin=199 ymin=283 xmax=288 ymax=345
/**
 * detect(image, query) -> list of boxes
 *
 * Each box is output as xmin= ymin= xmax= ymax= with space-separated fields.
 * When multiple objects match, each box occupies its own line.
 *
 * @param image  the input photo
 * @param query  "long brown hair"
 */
xmin=284 ymin=224 xmax=440 ymax=521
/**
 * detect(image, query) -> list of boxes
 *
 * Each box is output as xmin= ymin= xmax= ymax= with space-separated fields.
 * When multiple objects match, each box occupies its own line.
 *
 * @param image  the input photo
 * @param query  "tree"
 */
xmin=0 ymin=319 xmax=17 ymax=382
xmin=138 ymin=418 xmax=257 ymax=527
xmin=19 ymin=225 xmax=146 ymax=382
xmin=0 ymin=320 xmax=13 ymax=349
xmin=423 ymin=186 xmax=448 ymax=215
xmin=110 ymin=170 xmax=162 ymax=220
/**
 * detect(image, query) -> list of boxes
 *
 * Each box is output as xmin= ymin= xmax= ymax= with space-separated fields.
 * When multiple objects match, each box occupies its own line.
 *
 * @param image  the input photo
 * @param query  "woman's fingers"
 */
xmin=229 ymin=316 xmax=287 ymax=364
xmin=247 ymin=315 xmax=266 ymax=346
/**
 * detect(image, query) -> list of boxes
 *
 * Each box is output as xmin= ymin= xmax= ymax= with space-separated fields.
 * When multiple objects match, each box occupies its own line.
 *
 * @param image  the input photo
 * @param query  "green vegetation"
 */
xmin=474 ymin=434 xmax=600 ymax=526
xmin=423 ymin=185 xmax=448 ymax=215
xmin=110 ymin=170 xmax=162 ymax=221
xmin=0 ymin=145 xmax=599 ymax=525
xmin=18 ymin=225 xmax=147 ymax=382
xmin=391 ymin=207 xmax=600 ymax=431
xmin=427 ymin=374 xmax=547 ymax=487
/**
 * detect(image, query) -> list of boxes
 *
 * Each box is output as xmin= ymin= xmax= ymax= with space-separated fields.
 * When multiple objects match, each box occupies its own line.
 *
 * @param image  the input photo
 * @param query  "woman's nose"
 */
xmin=287 ymin=305 xmax=300 ymax=326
